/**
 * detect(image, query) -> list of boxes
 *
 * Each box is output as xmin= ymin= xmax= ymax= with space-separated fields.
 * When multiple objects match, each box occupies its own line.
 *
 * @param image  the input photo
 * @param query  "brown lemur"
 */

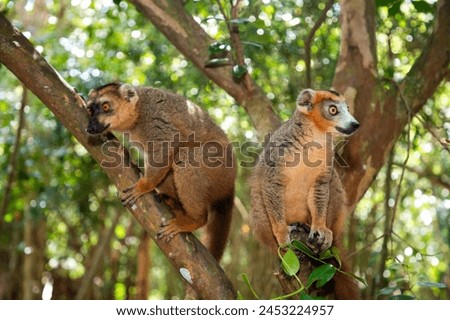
xmin=250 ymin=89 xmax=360 ymax=299
xmin=85 ymin=83 xmax=236 ymax=262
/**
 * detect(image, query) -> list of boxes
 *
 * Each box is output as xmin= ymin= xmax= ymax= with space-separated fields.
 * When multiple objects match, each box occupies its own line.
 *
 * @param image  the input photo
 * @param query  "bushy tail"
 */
xmin=203 ymin=195 xmax=234 ymax=262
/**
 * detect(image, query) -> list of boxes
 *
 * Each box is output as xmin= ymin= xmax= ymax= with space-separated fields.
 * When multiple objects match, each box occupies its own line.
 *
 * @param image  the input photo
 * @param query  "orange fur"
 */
xmin=307 ymin=108 xmax=334 ymax=133
xmin=312 ymin=90 xmax=344 ymax=104
xmin=135 ymin=177 xmax=155 ymax=194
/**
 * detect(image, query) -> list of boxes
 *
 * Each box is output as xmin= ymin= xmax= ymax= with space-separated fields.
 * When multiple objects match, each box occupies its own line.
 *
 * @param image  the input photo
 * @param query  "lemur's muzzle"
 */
xmin=86 ymin=118 xmax=110 ymax=135
xmin=336 ymin=121 xmax=360 ymax=136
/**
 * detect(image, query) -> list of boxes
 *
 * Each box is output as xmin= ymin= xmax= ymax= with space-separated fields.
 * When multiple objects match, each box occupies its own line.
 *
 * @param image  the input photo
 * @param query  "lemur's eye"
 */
xmin=329 ymin=105 xmax=338 ymax=115
xmin=102 ymin=102 xmax=110 ymax=112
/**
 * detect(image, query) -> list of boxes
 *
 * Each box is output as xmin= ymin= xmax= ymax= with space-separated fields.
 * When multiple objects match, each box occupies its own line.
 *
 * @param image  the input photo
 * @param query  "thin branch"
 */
xmin=304 ymin=0 xmax=334 ymax=88
xmin=376 ymin=150 xmax=394 ymax=290
xmin=347 ymin=234 xmax=385 ymax=259
xmin=400 ymin=0 xmax=450 ymax=114
xmin=215 ymin=0 xmax=229 ymax=20
xmin=389 ymin=81 xmax=412 ymax=231
xmin=393 ymin=162 xmax=450 ymax=190
xmin=392 ymin=231 xmax=442 ymax=257
xmin=415 ymin=113 xmax=450 ymax=152
xmin=233 ymin=196 xmax=249 ymax=221
xmin=216 ymin=0 xmax=253 ymax=92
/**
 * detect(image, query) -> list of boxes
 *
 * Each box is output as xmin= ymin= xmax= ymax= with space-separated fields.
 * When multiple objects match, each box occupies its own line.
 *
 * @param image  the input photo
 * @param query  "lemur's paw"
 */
xmin=156 ymin=221 xmax=179 ymax=243
xmin=307 ymin=226 xmax=333 ymax=253
xmin=121 ymin=184 xmax=143 ymax=207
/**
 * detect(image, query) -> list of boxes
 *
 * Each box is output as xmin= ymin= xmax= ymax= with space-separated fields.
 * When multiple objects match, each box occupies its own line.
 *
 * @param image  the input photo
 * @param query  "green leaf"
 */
xmin=208 ymin=42 xmax=231 ymax=55
xmin=417 ymin=281 xmax=447 ymax=289
xmin=385 ymin=66 xmax=395 ymax=79
xmin=389 ymin=294 xmax=416 ymax=300
xmin=205 ymin=58 xmax=231 ymax=68
xmin=319 ymin=248 xmax=334 ymax=260
xmin=291 ymin=239 xmax=315 ymax=257
xmin=317 ymin=247 xmax=342 ymax=269
xmin=388 ymin=2 xmax=401 ymax=15
xmin=230 ymin=18 xmax=252 ymax=25
xmin=376 ymin=0 xmax=399 ymax=7
xmin=378 ymin=286 xmax=397 ymax=296
xmin=232 ymin=64 xmax=247 ymax=80
xmin=242 ymin=41 xmax=264 ymax=49
xmin=307 ymin=264 xmax=336 ymax=289
xmin=330 ymin=246 xmax=342 ymax=268
xmin=412 ymin=0 xmax=434 ymax=13
xmin=236 ymin=291 xmax=244 ymax=300
xmin=281 ymin=248 xmax=300 ymax=276
xmin=300 ymin=292 xmax=324 ymax=300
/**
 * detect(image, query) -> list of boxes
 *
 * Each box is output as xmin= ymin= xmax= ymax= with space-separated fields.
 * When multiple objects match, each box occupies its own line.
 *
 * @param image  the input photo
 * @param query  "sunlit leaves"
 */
xmin=208 ymin=41 xmax=231 ymax=56
xmin=412 ymin=0 xmax=434 ymax=13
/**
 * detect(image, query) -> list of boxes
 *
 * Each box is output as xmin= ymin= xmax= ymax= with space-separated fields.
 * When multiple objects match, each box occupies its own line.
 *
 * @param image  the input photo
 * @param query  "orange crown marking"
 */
xmin=313 ymin=90 xmax=345 ymax=105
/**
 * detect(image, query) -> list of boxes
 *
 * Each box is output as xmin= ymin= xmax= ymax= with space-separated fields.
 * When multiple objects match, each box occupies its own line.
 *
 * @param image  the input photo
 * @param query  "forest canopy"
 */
xmin=0 ymin=0 xmax=449 ymax=300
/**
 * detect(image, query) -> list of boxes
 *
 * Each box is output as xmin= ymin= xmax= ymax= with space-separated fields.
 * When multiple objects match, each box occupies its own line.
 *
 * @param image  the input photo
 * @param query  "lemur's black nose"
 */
xmin=350 ymin=121 xmax=360 ymax=131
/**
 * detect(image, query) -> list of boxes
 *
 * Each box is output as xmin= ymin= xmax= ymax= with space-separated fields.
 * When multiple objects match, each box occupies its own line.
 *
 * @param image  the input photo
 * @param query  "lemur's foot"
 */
xmin=121 ymin=184 xmax=145 ymax=206
xmin=156 ymin=220 xmax=180 ymax=243
xmin=307 ymin=226 xmax=333 ymax=253
xmin=121 ymin=178 xmax=154 ymax=207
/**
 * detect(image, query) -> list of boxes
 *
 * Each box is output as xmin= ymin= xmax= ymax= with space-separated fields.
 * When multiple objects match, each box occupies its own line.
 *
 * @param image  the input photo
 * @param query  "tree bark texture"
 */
xmin=0 ymin=14 xmax=236 ymax=300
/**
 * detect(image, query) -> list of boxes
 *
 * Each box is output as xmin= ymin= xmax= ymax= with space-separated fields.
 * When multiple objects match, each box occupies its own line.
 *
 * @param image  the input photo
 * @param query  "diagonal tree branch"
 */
xmin=400 ymin=0 xmax=450 ymax=115
xmin=0 ymin=13 xmax=235 ymax=300
xmin=130 ymin=0 xmax=281 ymax=135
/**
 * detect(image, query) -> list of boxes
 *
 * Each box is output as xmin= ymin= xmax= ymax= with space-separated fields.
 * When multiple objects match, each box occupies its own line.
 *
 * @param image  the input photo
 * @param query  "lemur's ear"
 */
xmin=296 ymin=89 xmax=315 ymax=113
xmin=119 ymin=84 xmax=139 ymax=104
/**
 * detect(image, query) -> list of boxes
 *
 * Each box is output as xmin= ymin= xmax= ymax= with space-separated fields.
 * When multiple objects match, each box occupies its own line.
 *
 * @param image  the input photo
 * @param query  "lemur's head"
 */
xmin=296 ymin=89 xmax=359 ymax=136
xmin=85 ymin=83 xmax=139 ymax=134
